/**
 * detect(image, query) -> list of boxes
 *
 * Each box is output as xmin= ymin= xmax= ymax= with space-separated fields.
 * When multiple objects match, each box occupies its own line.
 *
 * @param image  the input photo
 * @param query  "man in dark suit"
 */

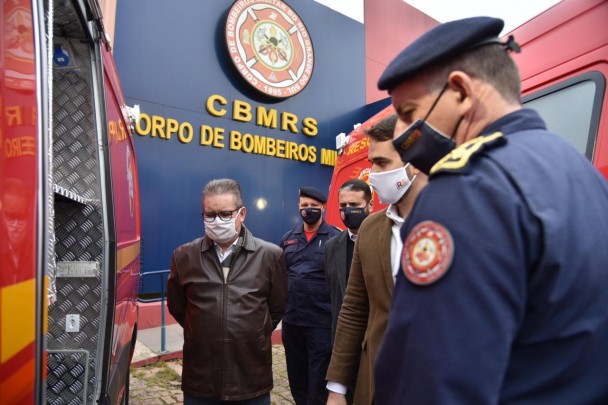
xmin=324 ymin=179 xmax=373 ymax=343
xmin=325 ymin=114 xmax=428 ymax=405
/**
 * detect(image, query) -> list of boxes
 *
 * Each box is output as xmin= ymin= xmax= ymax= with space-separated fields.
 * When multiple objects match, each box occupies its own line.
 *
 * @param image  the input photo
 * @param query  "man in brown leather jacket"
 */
xmin=167 ymin=178 xmax=288 ymax=405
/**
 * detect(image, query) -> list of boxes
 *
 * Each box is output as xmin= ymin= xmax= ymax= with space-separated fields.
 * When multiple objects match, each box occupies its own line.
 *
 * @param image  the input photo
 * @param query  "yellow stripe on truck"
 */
xmin=1 ymin=278 xmax=36 ymax=363
xmin=117 ymin=241 xmax=140 ymax=272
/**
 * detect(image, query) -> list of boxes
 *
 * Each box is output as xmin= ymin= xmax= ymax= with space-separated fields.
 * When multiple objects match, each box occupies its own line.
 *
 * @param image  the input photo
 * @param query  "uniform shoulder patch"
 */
xmin=430 ymin=132 xmax=505 ymax=176
xmin=283 ymin=239 xmax=298 ymax=246
xmin=402 ymin=221 xmax=454 ymax=285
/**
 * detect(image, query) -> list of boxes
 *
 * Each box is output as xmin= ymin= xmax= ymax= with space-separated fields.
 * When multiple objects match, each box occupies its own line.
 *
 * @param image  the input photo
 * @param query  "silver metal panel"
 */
xmin=47 ymin=349 xmax=90 ymax=405
xmin=48 ymin=34 xmax=103 ymax=404
xmin=57 ymin=261 xmax=99 ymax=278
xmin=52 ymin=42 xmax=98 ymax=201
xmin=53 ymin=0 xmax=87 ymax=39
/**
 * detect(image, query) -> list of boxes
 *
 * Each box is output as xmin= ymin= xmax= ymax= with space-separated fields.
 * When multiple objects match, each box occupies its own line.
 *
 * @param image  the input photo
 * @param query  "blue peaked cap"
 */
xmin=299 ymin=187 xmax=327 ymax=203
xmin=378 ymin=16 xmax=505 ymax=92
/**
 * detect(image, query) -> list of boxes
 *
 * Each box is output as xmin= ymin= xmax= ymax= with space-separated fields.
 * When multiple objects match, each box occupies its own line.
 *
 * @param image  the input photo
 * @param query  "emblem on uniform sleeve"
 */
xmin=402 ymin=221 xmax=454 ymax=285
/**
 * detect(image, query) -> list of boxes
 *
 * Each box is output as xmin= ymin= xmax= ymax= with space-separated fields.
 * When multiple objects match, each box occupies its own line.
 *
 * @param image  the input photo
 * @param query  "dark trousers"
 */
xmin=183 ymin=393 xmax=270 ymax=405
xmin=282 ymin=322 xmax=332 ymax=405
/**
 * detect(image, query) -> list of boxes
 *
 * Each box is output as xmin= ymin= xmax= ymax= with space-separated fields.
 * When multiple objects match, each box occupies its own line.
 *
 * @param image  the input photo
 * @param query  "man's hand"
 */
xmin=326 ymin=391 xmax=348 ymax=405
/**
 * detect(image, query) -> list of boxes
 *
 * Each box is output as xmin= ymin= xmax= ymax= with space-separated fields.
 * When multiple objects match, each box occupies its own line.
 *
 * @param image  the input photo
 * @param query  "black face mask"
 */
xmin=339 ymin=206 xmax=369 ymax=230
xmin=300 ymin=207 xmax=322 ymax=224
xmin=392 ymin=85 xmax=460 ymax=175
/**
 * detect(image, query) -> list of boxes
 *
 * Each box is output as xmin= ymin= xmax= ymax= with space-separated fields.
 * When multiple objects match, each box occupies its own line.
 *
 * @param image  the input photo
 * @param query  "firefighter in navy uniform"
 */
xmin=280 ymin=187 xmax=341 ymax=405
xmin=373 ymin=17 xmax=608 ymax=404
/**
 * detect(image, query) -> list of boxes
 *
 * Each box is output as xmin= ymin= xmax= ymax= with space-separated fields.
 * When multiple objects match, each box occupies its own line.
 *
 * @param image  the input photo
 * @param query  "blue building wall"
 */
xmin=113 ymin=0 xmax=373 ymax=279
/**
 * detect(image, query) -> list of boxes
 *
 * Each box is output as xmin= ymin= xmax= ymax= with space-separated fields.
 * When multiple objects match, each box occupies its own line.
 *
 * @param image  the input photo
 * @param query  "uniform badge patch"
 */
xmin=402 ymin=221 xmax=454 ymax=285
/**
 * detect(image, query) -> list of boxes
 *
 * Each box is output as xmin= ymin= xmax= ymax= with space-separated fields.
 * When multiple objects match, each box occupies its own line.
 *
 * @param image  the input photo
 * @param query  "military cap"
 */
xmin=299 ymin=187 xmax=327 ymax=203
xmin=378 ymin=16 xmax=504 ymax=92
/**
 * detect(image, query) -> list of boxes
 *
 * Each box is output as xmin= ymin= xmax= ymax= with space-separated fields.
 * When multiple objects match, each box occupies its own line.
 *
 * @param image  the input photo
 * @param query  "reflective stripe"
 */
xmin=0 ymin=356 xmax=35 ymax=403
xmin=117 ymin=241 xmax=140 ymax=272
xmin=1 ymin=278 xmax=36 ymax=363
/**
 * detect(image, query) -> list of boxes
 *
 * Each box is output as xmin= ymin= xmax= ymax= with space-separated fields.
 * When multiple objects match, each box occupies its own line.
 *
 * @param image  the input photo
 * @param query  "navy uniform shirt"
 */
xmin=375 ymin=109 xmax=608 ymax=404
xmin=280 ymin=220 xmax=341 ymax=328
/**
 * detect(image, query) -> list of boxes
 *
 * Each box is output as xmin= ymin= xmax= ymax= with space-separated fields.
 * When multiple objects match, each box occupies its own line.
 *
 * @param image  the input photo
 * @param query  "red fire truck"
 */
xmin=0 ymin=0 xmax=141 ymax=404
xmin=327 ymin=0 xmax=608 ymax=225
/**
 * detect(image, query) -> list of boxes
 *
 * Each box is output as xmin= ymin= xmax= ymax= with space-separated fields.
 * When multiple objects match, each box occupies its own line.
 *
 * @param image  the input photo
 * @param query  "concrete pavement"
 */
xmin=130 ymin=324 xmax=294 ymax=404
xmin=132 ymin=323 xmax=185 ymax=367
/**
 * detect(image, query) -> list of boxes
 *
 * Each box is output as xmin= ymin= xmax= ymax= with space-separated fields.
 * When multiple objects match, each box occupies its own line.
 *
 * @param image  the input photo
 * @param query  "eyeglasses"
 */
xmin=201 ymin=208 xmax=241 ymax=223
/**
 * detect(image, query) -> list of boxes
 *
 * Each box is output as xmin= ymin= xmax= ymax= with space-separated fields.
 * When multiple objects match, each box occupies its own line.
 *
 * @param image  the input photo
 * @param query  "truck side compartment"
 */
xmin=46 ymin=0 xmax=115 ymax=403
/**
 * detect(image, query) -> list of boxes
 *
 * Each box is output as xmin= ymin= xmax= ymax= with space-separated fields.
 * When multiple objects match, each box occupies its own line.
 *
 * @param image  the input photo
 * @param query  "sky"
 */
xmin=313 ymin=0 xmax=563 ymax=34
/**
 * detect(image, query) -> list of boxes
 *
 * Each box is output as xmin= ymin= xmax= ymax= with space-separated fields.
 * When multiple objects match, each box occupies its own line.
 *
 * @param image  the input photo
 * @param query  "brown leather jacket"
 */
xmin=167 ymin=226 xmax=287 ymax=401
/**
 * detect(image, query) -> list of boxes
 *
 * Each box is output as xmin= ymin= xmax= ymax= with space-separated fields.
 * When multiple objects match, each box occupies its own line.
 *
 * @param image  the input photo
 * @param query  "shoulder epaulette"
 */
xmin=430 ymin=132 xmax=505 ymax=176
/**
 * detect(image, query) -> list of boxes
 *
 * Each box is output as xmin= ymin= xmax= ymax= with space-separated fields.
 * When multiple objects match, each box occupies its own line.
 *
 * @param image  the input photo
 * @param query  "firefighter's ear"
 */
xmin=447 ymin=71 xmax=474 ymax=114
xmin=448 ymin=72 xmax=468 ymax=102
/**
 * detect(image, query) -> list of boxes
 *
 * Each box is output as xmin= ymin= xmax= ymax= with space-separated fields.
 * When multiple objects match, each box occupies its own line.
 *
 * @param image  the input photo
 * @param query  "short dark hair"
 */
xmin=339 ymin=179 xmax=372 ymax=203
xmin=203 ymin=178 xmax=243 ymax=208
xmin=364 ymin=113 xmax=397 ymax=142
xmin=424 ymin=44 xmax=521 ymax=103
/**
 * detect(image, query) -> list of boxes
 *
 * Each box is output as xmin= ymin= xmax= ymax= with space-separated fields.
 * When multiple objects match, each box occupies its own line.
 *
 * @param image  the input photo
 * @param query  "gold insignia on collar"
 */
xmin=430 ymin=132 xmax=504 ymax=175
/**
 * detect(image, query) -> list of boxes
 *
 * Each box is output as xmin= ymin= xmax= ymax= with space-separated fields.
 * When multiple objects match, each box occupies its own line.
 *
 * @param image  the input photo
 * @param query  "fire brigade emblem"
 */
xmin=357 ymin=168 xmax=371 ymax=183
xmin=5 ymin=3 xmax=35 ymax=90
xmin=225 ymin=0 xmax=314 ymax=98
xmin=403 ymin=221 xmax=454 ymax=285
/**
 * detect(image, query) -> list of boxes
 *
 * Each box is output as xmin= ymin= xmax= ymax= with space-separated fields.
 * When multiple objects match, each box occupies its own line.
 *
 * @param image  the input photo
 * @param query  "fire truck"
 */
xmin=327 ymin=0 xmax=608 ymax=224
xmin=1 ymin=0 xmax=141 ymax=404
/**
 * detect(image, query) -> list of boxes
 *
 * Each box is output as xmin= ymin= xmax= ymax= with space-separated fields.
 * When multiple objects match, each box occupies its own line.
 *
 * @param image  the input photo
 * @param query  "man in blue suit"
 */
xmin=374 ymin=16 xmax=608 ymax=404
xmin=281 ymin=187 xmax=341 ymax=405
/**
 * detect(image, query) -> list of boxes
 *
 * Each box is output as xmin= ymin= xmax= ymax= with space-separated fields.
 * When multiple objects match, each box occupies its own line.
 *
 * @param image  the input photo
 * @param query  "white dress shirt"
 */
xmin=385 ymin=204 xmax=405 ymax=284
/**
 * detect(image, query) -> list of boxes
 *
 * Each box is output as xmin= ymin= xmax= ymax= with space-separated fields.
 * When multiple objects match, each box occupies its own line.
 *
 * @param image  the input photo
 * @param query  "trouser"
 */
xmin=183 ymin=392 xmax=270 ymax=405
xmin=282 ymin=322 xmax=332 ymax=405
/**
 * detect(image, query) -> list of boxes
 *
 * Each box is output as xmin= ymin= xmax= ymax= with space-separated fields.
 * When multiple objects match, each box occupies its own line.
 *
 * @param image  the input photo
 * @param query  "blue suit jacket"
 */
xmin=376 ymin=109 xmax=608 ymax=404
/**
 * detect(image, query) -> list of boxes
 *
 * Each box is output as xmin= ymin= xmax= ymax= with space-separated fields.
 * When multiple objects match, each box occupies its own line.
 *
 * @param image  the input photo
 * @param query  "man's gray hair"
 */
xmin=203 ymin=178 xmax=243 ymax=208
xmin=423 ymin=44 xmax=521 ymax=103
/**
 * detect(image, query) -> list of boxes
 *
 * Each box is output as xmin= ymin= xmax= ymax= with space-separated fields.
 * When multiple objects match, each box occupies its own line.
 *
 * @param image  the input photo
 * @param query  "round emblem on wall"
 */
xmin=225 ymin=0 xmax=314 ymax=98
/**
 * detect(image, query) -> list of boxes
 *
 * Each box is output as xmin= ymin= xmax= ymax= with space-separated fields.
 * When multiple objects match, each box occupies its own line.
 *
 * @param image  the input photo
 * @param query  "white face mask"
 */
xmin=368 ymin=164 xmax=416 ymax=204
xmin=204 ymin=209 xmax=241 ymax=244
